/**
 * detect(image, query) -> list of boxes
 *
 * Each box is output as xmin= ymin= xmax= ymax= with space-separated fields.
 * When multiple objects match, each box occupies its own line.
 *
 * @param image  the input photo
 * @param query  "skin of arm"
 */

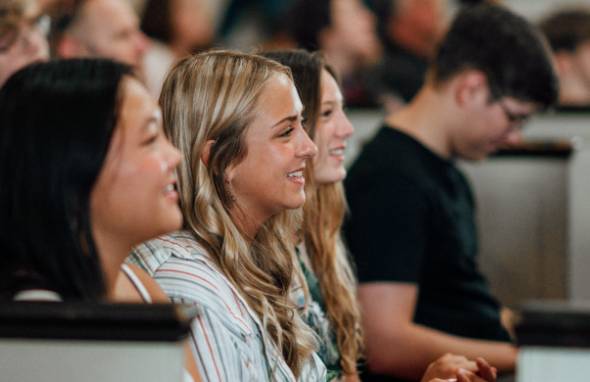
xmin=114 ymin=264 xmax=202 ymax=382
xmin=359 ymin=282 xmax=517 ymax=381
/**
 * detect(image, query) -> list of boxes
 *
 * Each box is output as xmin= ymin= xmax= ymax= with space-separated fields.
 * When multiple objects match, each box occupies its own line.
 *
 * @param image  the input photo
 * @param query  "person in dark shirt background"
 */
xmin=344 ymin=4 xmax=557 ymax=382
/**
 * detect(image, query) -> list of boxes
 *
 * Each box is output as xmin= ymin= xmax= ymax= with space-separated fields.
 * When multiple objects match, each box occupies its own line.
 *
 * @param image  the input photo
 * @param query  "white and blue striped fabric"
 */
xmin=128 ymin=230 xmax=326 ymax=382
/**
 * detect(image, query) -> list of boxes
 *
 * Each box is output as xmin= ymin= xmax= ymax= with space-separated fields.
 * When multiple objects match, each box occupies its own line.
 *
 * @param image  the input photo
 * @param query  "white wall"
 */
xmin=505 ymin=0 xmax=589 ymax=21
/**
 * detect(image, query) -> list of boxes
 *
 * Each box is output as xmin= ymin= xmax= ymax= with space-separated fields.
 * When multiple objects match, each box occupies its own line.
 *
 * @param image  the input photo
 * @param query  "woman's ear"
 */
xmin=200 ymin=139 xmax=215 ymax=167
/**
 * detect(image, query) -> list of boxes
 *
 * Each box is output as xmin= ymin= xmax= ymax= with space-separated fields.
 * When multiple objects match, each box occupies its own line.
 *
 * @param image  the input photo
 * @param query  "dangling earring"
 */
xmin=225 ymin=178 xmax=237 ymax=203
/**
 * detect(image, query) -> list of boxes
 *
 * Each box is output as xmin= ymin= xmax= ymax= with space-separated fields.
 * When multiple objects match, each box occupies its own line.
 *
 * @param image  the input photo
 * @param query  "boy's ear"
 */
xmin=454 ymin=70 xmax=488 ymax=107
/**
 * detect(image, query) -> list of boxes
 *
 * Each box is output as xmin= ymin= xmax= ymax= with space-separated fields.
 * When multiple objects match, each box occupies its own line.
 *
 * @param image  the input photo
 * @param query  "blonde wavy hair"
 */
xmin=159 ymin=50 xmax=316 ymax=376
xmin=262 ymin=50 xmax=363 ymax=376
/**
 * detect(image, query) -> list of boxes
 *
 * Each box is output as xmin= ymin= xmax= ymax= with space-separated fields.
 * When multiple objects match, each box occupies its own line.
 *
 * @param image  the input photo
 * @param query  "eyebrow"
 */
xmin=270 ymin=110 xmax=303 ymax=128
xmin=271 ymin=115 xmax=298 ymax=128
xmin=321 ymin=99 xmax=343 ymax=106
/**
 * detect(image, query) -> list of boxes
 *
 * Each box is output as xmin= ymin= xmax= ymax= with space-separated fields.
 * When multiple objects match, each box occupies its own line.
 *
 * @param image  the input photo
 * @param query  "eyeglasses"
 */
xmin=497 ymin=100 xmax=532 ymax=128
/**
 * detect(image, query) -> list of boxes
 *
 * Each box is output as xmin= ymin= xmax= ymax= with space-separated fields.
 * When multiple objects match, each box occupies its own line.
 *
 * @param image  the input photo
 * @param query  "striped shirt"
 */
xmin=128 ymin=230 xmax=326 ymax=382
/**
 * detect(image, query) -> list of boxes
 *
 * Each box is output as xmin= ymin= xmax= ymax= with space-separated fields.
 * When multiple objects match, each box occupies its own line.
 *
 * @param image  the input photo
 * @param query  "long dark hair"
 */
xmin=0 ymin=58 xmax=132 ymax=301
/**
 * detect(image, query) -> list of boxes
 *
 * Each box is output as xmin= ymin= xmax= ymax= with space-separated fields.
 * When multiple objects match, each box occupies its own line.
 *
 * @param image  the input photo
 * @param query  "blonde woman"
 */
xmin=262 ymin=49 xmax=499 ymax=382
xmin=128 ymin=50 xmax=326 ymax=381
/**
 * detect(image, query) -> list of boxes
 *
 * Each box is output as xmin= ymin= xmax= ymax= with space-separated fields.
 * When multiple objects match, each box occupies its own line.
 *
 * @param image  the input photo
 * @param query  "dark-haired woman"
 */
xmin=0 ymin=58 xmax=200 ymax=381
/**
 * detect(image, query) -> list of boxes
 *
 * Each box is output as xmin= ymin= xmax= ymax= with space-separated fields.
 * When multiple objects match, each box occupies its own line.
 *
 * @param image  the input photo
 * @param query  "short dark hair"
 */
xmin=0 ymin=59 xmax=132 ymax=300
xmin=286 ymin=0 xmax=331 ymax=51
xmin=539 ymin=8 xmax=590 ymax=53
xmin=141 ymin=0 xmax=173 ymax=44
xmin=432 ymin=4 xmax=558 ymax=108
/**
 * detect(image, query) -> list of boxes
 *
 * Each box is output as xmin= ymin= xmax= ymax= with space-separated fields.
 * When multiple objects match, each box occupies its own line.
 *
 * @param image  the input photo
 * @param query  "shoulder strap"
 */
xmin=121 ymin=264 xmax=152 ymax=303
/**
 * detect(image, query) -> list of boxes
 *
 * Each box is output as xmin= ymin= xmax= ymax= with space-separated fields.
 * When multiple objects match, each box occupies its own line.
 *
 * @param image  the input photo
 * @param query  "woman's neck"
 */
xmin=229 ymin=205 xmax=266 ymax=242
xmin=92 ymin=229 xmax=133 ymax=300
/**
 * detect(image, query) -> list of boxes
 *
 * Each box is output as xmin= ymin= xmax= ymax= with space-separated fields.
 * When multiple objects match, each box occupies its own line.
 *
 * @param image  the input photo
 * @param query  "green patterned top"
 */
xmin=294 ymin=245 xmax=342 ymax=381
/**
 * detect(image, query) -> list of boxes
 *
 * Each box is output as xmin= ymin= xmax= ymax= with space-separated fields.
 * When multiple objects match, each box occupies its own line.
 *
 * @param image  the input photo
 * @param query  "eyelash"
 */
xmin=143 ymin=133 xmax=159 ymax=145
xmin=279 ymin=127 xmax=294 ymax=138
xmin=322 ymin=109 xmax=334 ymax=118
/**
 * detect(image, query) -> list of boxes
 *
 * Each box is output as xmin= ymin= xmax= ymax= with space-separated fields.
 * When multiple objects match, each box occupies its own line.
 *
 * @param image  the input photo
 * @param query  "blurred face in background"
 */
xmin=60 ymin=0 xmax=148 ymax=71
xmin=0 ymin=0 xmax=49 ymax=86
xmin=328 ymin=0 xmax=381 ymax=63
xmin=388 ymin=0 xmax=447 ymax=57
xmin=557 ymin=40 xmax=590 ymax=105
xmin=171 ymin=0 xmax=214 ymax=53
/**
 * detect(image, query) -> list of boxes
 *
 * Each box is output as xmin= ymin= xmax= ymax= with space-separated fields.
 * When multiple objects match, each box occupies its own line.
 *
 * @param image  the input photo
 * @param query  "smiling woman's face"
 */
xmin=90 ymin=77 xmax=183 ymax=247
xmin=313 ymin=69 xmax=354 ymax=184
xmin=227 ymin=73 xmax=317 ymax=223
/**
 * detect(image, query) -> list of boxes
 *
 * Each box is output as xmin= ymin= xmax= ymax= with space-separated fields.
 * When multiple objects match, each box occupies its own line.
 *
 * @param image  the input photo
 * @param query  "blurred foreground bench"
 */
xmin=0 ymin=302 xmax=198 ymax=382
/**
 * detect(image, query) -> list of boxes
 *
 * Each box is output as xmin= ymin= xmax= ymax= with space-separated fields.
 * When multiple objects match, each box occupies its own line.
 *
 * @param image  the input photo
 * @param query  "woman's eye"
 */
xmin=142 ymin=134 xmax=159 ymax=145
xmin=279 ymin=127 xmax=294 ymax=138
xmin=321 ymin=109 xmax=333 ymax=118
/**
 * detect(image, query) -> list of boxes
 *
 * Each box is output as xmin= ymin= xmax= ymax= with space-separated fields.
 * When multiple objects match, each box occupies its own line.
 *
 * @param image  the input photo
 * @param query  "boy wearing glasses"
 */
xmin=345 ymin=4 xmax=557 ymax=382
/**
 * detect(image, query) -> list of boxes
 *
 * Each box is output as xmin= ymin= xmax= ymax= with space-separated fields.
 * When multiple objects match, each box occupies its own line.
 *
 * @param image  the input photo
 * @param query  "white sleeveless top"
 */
xmin=120 ymin=264 xmax=194 ymax=382
xmin=120 ymin=264 xmax=152 ymax=303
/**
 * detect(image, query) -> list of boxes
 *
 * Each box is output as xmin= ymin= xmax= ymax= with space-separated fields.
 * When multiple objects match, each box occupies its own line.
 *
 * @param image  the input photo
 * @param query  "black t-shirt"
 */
xmin=344 ymin=126 xmax=510 ymax=381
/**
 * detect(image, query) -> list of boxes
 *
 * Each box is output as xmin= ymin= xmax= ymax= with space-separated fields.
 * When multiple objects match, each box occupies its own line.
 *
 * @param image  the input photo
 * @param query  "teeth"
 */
xmin=287 ymin=170 xmax=303 ymax=178
xmin=165 ymin=184 xmax=175 ymax=192
xmin=330 ymin=148 xmax=345 ymax=155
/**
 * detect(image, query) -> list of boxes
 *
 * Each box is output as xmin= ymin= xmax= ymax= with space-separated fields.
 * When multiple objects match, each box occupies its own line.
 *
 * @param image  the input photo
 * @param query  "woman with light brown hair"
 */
xmin=128 ymin=50 xmax=326 ymax=381
xmin=262 ymin=49 xmax=499 ymax=382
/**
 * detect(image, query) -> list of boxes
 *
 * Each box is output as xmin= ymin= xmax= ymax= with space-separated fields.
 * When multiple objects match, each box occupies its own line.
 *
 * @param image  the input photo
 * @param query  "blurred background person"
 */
xmin=0 ymin=0 xmax=49 ymax=86
xmin=539 ymin=7 xmax=590 ymax=107
xmin=218 ymin=0 xmax=295 ymax=50
xmin=366 ymin=0 xmax=447 ymax=108
xmin=140 ymin=0 xmax=215 ymax=97
xmin=286 ymin=0 xmax=382 ymax=107
xmin=52 ymin=0 xmax=148 ymax=76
